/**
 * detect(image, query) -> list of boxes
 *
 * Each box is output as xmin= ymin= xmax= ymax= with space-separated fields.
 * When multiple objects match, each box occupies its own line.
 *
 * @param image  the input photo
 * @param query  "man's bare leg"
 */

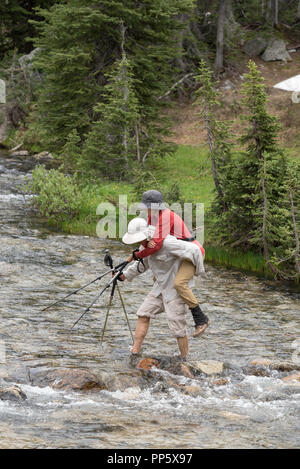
xmin=131 ymin=316 xmax=150 ymax=354
xmin=177 ymin=335 xmax=189 ymax=359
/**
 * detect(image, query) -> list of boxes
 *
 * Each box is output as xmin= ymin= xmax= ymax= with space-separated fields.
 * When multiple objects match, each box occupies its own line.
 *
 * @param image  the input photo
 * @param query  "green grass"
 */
xmin=33 ymin=143 xmax=299 ymax=281
xmin=205 ymin=246 xmax=273 ymax=277
xmin=57 ymin=144 xmax=215 ymax=237
xmin=158 ymin=144 xmax=214 ymax=207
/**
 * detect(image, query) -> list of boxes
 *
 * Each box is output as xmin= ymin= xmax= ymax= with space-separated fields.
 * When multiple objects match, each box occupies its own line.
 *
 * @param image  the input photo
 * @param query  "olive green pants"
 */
xmin=174 ymin=259 xmax=198 ymax=309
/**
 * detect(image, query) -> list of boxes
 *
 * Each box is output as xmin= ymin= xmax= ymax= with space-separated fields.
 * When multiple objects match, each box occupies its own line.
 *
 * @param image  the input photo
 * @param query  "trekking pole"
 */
xmin=99 ymin=279 xmax=117 ymax=346
xmin=117 ymin=283 xmax=134 ymax=344
xmin=70 ymin=261 xmax=129 ymax=331
xmin=41 ymin=268 xmax=113 ymax=312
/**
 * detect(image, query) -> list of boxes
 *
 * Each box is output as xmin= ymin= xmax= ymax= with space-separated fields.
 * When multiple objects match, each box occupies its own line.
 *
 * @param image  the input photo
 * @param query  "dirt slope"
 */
xmin=169 ymin=45 xmax=300 ymax=152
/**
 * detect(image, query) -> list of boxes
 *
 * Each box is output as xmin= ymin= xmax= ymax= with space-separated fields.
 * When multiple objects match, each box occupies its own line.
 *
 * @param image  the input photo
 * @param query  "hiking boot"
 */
xmin=193 ymin=320 xmax=210 ymax=338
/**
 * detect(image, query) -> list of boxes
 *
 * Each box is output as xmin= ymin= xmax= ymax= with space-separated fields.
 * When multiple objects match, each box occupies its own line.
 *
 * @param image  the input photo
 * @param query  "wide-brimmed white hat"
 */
xmin=122 ymin=218 xmax=149 ymax=245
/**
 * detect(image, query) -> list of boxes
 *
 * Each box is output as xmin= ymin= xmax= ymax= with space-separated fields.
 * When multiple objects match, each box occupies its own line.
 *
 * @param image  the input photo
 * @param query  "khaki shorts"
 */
xmin=137 ymin=290 xmax=188 ymax=338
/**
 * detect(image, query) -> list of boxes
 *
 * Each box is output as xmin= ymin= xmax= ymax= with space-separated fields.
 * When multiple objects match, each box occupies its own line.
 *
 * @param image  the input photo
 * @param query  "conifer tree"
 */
xmin=194 ymin=59 xmax=232 ymax=214
xmin=212 ymin=60 xmax=294 ymax=278
xmin=30 ymin=0 xmax=195 ymax=156
xmin=79 ymin=50 xmax=140 ymax=180
xmin=285 ymin=161 xmax=300 ymax=278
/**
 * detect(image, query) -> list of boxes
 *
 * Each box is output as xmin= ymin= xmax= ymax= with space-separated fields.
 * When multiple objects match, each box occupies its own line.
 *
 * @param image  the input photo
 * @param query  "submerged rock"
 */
xmin=271 ymin=362 xmax=300 ymax=372
xmin=28 ymin=366 xmax=147 ymax=393
xmin=179 ymin=384 xmax=202 ymax=397
xmin=281 ymin=372 xmax=300 ymax=383
xmin=0 ymin=385 xmax=27 ymax=402
xmin=249 ymin=359 xmax=300 ymax=372
xmin=250 ymin=359 xmax=272 ymax=367
xmin=213 ymin=378 xmax=229 ymax=386
xmin=245 ymin=366 xmax=272 ymax=377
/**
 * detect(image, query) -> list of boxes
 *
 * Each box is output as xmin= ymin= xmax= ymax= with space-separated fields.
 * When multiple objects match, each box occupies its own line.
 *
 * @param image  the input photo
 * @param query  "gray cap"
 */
xmin=139 ymin=190 xmax=166 ymax=210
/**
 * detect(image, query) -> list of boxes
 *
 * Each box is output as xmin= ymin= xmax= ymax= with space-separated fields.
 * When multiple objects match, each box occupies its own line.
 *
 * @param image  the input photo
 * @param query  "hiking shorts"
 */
xmin=136 ymin=290 xmax=188 ymax=337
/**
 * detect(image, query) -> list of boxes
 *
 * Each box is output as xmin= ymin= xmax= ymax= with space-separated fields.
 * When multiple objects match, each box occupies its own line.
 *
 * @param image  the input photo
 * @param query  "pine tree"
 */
xmin=285 ymin=161 xmax=300 ymax=278
xmin=79 ymin=50 xmax=140 ymax=180
xmin=30 ymin=0 xmax=195 ymax=155
xmin=212 ymin=60 xmax=294 ymax=278
xmin=194 ymin=59 xmax=233 ymax=214
xmin=0 ymin=0 xmax=57 ymax=60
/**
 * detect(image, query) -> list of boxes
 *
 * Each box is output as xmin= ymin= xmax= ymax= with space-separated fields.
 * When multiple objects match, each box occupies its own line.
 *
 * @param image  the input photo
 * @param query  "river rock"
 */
xmin=243 ymin=37 xmax=268 ymax=57
xmin=261 ymin=39 xmax=292 ymax=62
xmin=34 ymin=151 xmax=53 ymax=161
xmin=220 ymin=411 xmax=250 ymax=421
xmin=272 ymin=362 xmax=300 ymax=372
xmin=28 ymin=367 xmax=109 ymax=392
xmin=281 ymin=372 xmax=300 ymax=382
xmin=250 ymin=359 xmax=272 ymax=367
xmin=250 ymin=359 xmax=300 ymax=372
xmin=179 ymin=384 xmax=202 ymax=397
xmin=137 ymin=358 xmax=160 ymax=370
xmin=188 ymin=360 xmax=224 ymax=375
xmin=243 ymin=365 xmax=272 ymax=377
xmin=0 ymin=385 xmax=27 ymax=402
xmin=180 ymin=364 xmax=195 ymax=379
xmin=9 ymin=150 xmax=29 ymax=157
xmin=213 ymin=378 xmax=229 ymax=386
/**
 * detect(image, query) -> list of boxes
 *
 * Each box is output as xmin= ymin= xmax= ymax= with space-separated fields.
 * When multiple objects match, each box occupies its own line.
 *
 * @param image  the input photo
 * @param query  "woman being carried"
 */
xmin=127 ymin=190 xmax=209 ymax=337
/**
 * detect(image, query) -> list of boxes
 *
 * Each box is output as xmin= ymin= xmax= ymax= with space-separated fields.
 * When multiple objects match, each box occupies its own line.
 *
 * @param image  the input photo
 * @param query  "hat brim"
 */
xmin=138 ymin=202 xmax=166 ymax=210
xmin=122 ymin=231 xmax=148 ymax=245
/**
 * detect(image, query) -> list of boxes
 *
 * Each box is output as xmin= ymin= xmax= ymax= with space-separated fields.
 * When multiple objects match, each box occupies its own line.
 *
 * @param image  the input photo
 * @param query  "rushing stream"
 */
xmin=0 ymin=150 xmax=299 ymax=449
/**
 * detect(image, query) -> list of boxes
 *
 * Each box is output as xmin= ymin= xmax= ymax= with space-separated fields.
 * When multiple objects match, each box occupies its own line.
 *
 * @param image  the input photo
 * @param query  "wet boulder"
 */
xmin=213 ymin=378 xmax=229 ymax=386
xmin=0 ymin=385 xmax=27 ymax=402
xmin=243 ymin=365 xmax=272 ymax=377
xmin=137 ymin=358 xmax=160 ymax=370
xmin=188 ymin=360 xmax=224 ymax=376
xmin=178 ymin=384 xmax=202 ymax=397
xmin=281 ymin=372 xmax=300 ymax=384
xmin=28 ymin=366 xmax=147 ymax=393
xmin=250 ymin=359 xmax=300 ymax=372
xmin=28 ymin=367 xmax=109 ymax=392
xmin=270 ymin=361 xmax=300 ymax=372
xmin=250 ymin=359 xmax=272 ymax=367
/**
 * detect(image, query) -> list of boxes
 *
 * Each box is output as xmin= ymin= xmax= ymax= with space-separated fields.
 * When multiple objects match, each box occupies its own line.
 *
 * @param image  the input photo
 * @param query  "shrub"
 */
xmin=24 ymin=165 xmax=84 ymax=221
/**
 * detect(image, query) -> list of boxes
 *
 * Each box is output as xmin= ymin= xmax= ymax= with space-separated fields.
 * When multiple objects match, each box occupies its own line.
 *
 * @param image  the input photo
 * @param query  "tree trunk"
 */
xmin=120 ymin=22 xmax=129 ymax=169
xmin=265 ymin=0 xmax=272 ymax=23
xmin=297 ymin=0 xmax=300 ymax=20
xmin=215 ymin=0 xmax=227 ymax=76
xmin=203 ymin=103 xmax=226 ymax=211
xmin=273 ymin=0 xmax=279 ymax=26
xmin=261 ymin=158 xmax=284 ymax=278
xmin=135 ymin=124 xmax=140 ymax=163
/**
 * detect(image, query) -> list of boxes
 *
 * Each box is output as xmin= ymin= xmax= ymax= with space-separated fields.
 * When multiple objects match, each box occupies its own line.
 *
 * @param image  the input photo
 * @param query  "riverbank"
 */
xmin=20 ymin=144 xmax=277 ymax=281
xmin=2 ymin=143 xmax=296 ymax=283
